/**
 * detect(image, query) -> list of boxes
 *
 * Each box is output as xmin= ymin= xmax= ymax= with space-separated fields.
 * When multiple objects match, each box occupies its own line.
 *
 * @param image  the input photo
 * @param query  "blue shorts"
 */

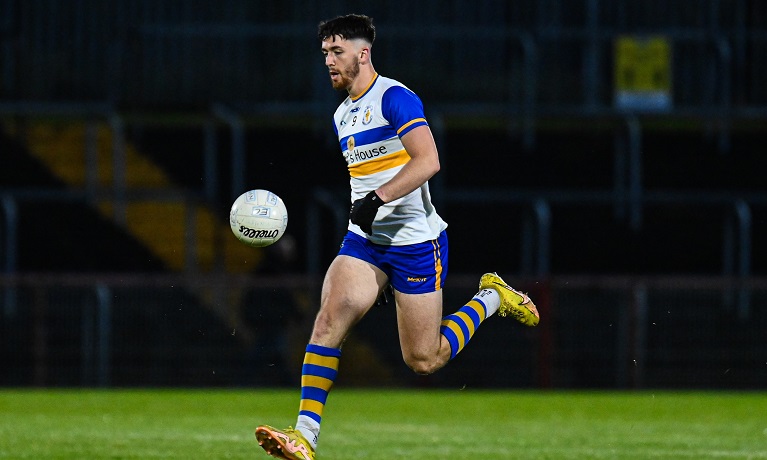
xmin=338 ymin=230 xmax=449 ymax=294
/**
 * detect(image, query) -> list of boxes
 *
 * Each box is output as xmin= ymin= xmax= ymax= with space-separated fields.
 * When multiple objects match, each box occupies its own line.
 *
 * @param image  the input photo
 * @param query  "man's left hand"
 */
xmin=349 ymin=190 xmax=384 ymax=235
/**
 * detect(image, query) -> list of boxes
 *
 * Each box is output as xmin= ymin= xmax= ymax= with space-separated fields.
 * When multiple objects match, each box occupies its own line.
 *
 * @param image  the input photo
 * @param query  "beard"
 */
xmin=331 ymin=59 xmax=360 ymax=91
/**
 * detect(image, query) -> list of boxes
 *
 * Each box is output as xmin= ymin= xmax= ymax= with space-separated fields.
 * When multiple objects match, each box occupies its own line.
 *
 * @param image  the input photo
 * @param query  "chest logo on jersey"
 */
xmin=343 ymin=135 xmax=389 ymax=164
xmin=362 ymin=105 xmax=374 ymax=125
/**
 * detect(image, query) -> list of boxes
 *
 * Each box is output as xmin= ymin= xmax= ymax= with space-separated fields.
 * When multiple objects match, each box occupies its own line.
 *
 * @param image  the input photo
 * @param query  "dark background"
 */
xmin=1 ymin=0 xmax=766 ymax=389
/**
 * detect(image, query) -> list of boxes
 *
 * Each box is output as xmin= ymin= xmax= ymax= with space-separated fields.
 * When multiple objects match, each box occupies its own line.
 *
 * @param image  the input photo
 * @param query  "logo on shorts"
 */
xmin=407 ymin=276 xmax=428 ymax=283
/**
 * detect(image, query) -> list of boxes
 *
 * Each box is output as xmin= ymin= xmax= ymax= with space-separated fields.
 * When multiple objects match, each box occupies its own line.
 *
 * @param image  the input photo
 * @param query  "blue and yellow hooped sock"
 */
xmin=440 ymin=295 xmax=490 ymax=359
xmin=295 ymin=344 xmax=341 ymax=448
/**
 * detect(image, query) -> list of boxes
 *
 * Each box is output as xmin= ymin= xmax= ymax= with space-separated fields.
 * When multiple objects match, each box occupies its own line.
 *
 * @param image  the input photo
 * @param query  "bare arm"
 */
xmin=374 ymin=125 xmax=440 ymax=203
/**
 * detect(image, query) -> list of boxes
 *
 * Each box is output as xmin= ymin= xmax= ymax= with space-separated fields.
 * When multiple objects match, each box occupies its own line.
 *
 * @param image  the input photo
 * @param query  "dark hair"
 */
xmin=318 ymin=14 xmax=375 ymax=44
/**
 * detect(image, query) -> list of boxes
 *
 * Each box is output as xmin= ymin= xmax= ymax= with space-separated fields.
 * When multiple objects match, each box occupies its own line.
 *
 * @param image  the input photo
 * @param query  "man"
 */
xmin=255 ymin=14 xmax=539 ymax=460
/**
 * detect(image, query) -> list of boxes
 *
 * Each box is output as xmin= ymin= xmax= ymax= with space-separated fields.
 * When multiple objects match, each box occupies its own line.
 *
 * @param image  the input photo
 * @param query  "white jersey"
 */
xmin=332 ymin=74 xmax=448 ymax=245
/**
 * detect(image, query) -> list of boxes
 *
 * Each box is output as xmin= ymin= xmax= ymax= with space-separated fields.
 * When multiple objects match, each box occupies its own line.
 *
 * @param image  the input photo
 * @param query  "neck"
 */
xmin=349 ymin=67 xmax=377 ymax=99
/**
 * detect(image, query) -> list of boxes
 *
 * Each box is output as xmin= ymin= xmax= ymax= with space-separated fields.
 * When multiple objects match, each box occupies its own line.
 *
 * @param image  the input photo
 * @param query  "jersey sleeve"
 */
xmin=381 ymin=86 xmax=429 ymax=138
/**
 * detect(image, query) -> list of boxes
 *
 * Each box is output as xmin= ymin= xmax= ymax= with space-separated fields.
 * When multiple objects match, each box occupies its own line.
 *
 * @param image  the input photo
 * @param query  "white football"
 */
xmin=229 ymin=189 xmax=288 ymax=247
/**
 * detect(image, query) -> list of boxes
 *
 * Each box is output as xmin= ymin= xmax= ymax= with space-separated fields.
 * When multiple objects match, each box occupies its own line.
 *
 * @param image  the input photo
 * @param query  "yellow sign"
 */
xmin=614 ymin=35 xmax=672 ymax=110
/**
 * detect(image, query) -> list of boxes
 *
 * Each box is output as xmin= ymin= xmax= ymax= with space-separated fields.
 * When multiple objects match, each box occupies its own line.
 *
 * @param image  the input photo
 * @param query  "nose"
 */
xmin=325 ymin=54 xmax=335 ymax=67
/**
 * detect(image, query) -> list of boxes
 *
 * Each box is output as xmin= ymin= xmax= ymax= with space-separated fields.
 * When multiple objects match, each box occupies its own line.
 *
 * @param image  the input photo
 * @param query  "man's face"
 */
xmin=321 ymin=36 xmax=361 ymax=91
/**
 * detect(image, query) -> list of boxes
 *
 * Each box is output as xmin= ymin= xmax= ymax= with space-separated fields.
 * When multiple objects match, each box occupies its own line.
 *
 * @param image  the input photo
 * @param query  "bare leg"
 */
xmin=281 ymin=255 xmax=389 ymax=452
xmin=394 ymin=289 xmax=453 ymax=375
xmin=310 ymin=254 xmax=389 ymax=348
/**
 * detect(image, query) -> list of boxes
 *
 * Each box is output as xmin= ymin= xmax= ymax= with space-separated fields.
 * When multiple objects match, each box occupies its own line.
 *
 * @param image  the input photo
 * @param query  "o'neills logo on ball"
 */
xmin=347 ymin=136 xmax=355 ymax=152
xmin=238 ymin=226 xmax=279 ymax=239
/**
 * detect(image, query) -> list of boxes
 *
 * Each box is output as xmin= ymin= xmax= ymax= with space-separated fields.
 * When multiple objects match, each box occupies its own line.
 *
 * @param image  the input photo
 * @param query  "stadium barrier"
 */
xmin=0 ymin=273 xmax=764 ymax=389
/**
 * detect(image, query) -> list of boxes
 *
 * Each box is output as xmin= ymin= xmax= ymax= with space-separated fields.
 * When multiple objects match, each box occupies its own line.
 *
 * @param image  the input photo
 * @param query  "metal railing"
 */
xmin=0 ymin=273 xmax=764 ymax=388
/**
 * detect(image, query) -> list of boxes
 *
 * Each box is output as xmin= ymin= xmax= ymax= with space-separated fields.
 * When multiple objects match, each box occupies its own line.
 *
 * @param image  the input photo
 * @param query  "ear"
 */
xmin=358 ymin=46 xmax=371 ymax=64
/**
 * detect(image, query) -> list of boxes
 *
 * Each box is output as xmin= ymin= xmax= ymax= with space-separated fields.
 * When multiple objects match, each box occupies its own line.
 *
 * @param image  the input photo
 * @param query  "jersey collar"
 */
xmin=350 ymin=73 xmax=379 ymax=102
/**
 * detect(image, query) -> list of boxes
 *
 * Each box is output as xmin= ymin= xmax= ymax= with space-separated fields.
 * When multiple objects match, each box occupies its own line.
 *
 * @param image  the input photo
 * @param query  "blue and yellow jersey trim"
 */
xmin=350 ymin=73 xmax=379 ymax=102
xmin=397 ymin=117 xmax=428 ymax=136
xmin=348 ymin=149 xmax=411 ymax=178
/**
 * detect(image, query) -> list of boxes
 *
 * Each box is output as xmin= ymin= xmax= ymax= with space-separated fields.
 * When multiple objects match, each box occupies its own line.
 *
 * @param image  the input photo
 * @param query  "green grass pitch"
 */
xmin=0 ymin=389 xmax=765 ymax=459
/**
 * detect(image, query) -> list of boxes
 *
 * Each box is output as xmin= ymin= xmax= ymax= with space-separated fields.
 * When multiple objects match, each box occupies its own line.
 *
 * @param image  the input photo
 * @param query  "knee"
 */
xmin=403 ymin=352 xmax=445 ymax=376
